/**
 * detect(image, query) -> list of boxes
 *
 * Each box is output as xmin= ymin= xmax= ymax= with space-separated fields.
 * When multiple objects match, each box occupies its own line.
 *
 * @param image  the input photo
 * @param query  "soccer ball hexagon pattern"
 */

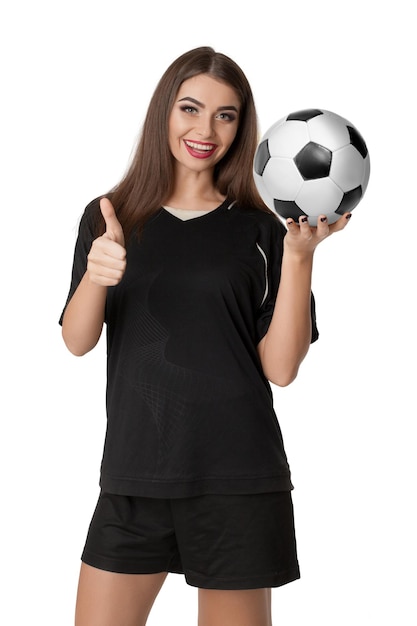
xmin=253 ymin=109 xmax=370 ymax=225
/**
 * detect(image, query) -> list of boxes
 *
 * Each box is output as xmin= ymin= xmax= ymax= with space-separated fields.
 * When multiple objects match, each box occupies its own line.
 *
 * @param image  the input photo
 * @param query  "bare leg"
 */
xmin=75 ymin=563 xmax=168 ymax=626
xmin=198 ymin=587 xmax=272 ymax=626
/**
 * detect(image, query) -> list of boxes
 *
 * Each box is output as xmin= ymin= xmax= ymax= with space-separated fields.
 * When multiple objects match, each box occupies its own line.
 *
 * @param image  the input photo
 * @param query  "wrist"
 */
xmin=282 ymin=246 xmax=315 ymax=266
xmin=84 ymin=269 xmax=109 ymax=291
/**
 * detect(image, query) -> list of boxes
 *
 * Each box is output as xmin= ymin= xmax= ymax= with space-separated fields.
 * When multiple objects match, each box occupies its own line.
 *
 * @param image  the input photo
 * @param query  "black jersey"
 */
xmin=61 ymin=197 xmax=318 ymax=498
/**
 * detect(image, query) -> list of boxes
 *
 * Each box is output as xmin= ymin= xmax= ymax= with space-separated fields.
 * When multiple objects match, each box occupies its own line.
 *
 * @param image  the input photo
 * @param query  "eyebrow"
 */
xmin=178 ymin=96 xmax=239 ymax=112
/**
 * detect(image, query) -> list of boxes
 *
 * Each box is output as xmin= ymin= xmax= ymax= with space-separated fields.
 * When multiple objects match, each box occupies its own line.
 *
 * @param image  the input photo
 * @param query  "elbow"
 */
xmin=272 ymin=375 xmax=297 ymax=388
xmin=265 ymin=367 xmax=299 ymax=388
xmin=260 ymin=352 xmax=304 ymax=387
xmin=61 ymin=328 xmax=96 ymax=357
xmin=62 ymin=337 xmax=89 ymax=357
xmin=258 ymin=337 xmax=309 ymax=387
xmin=66 ymin=345 xmax=90 ymax=357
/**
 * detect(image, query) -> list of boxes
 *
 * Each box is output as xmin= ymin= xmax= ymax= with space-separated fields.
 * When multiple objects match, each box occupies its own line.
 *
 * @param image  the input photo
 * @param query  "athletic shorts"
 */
xmin=81 ymin=491 xmax=300 ymax=590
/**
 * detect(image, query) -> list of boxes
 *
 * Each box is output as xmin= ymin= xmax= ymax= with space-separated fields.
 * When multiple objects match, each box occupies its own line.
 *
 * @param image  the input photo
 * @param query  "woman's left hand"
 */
xmin=284 ymin=212 xmax=352 ymax=258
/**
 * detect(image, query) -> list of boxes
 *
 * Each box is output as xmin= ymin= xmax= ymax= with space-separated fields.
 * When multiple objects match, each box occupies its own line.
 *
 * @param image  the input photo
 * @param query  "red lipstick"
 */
xmin=183 ymin=140 xmax=217 ymax=159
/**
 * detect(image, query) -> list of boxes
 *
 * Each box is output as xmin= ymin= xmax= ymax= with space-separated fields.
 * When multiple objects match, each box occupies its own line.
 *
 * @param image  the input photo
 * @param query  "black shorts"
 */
xmin=81 ymin=491 xmax=300 ymax=590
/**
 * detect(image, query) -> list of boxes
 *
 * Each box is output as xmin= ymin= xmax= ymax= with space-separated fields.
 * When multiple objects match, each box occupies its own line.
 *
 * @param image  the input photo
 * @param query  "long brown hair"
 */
xmin=103 ymin=46 xmax=272 ymax=240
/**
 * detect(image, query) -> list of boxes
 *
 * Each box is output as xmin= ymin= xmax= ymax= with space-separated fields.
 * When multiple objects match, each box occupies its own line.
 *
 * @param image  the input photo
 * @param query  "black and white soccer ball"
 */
xmin=253 ymin=109 xmax=370 ymax=225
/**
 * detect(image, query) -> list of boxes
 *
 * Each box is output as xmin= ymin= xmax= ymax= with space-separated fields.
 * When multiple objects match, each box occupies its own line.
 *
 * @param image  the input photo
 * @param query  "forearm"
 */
xmin=258 ymin=251 xmax=314 ymax=386
xmin=61 ymin=272 xmax=107 ymax=356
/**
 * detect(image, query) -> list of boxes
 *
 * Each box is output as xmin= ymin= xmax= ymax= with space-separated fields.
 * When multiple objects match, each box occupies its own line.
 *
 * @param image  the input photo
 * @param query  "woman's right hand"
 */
xmin=87 ymin=197 xmax=127 ymax=286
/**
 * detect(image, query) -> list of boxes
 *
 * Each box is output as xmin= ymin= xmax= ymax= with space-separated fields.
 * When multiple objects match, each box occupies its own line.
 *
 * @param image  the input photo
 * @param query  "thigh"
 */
xmin=198 ymin=587 xmax=272 ymax=626
xmin=173 ymin=492 xmax=299 ymax=590
xmin=75 ymin=563 xmax=167 ymax=626
xmin=81 ymin=492 xmax=182 ymax=574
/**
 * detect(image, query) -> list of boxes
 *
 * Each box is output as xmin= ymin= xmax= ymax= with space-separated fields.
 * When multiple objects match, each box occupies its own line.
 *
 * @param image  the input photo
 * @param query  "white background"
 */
xmin=1 ymin=0 xmax=416 ymax=624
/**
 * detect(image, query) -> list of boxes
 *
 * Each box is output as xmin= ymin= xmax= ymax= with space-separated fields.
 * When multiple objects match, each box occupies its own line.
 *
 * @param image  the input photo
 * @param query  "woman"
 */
xmin=61 ymin=47 xmax=350 ymax=626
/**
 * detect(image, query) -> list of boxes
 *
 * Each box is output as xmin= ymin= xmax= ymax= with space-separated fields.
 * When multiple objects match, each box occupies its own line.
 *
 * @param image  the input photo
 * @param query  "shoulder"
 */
xmin=229 ymin=202 xmax=287 ymax=241
xmin=82 ymin=196 xmax=102 ymax=221
xmin=78 ymin=196 xmax=105 ymax=238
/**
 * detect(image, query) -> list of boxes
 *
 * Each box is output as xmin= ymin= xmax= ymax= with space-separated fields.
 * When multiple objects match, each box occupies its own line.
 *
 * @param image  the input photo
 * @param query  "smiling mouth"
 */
xmin=184 ymin=140 xmax=217 ymax=159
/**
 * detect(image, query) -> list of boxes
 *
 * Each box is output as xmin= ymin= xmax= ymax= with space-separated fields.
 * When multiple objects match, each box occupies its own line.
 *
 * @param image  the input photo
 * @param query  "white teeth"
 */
xmin=185 ymin=141 xmax=215 ymax=151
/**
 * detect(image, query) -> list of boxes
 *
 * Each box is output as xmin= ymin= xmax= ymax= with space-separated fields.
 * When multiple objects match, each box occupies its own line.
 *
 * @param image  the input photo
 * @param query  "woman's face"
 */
xmin=168 ymin=73 xmax=240 ymax=175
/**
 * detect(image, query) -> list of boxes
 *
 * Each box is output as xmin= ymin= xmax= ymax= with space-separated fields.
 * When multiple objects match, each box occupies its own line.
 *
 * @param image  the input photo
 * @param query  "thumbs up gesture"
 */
xmin=87 ymin=197 xmax=127 ymax=286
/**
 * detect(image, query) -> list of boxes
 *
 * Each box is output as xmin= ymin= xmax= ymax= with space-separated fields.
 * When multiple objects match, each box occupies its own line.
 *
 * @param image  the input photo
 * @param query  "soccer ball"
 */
xmin=253 ymin=109 xmax=370 ymax=225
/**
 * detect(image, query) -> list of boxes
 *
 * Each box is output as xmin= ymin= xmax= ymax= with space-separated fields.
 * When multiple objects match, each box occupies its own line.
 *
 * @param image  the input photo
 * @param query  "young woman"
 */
xmin=61 ymin=47 xmax=351 ymax=626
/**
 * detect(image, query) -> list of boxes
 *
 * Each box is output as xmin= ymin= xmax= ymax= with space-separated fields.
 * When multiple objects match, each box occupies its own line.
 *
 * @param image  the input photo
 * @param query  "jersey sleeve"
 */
xmin=59 ymin=198 xmax=101 ymax=325
xmin=255 ymin=215 xmax=319 ymax=345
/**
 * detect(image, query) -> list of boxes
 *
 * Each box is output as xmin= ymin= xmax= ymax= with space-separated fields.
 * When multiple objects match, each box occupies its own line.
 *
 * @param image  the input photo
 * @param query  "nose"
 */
xmin=196 ymin=114 xmax=214 ymax=138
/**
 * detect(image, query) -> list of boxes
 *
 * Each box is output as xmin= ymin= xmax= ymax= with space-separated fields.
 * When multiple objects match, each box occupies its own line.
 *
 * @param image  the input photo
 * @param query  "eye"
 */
xmin=180 ymin=105 xmax=198 ymax=115
xmin=216 ymin=111 xmax=237 ymax=122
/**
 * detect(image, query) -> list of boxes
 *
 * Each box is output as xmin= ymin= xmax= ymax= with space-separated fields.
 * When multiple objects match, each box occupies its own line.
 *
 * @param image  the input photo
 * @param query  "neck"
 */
xmin=165 ymin=166 xmax=224 ymax=211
